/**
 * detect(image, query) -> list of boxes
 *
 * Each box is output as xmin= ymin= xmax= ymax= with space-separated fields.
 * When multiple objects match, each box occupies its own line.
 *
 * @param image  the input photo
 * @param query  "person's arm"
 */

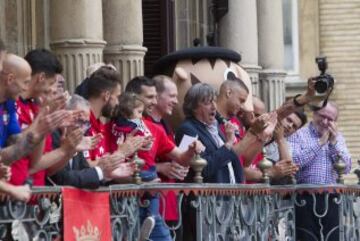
xmin=175 ymin=124 xmax=239 ymax=180
xmin=0 ymin=131 xmax=41 ymax=165
xmin=1 ymin=109 xmax=74 ymax=165
xmin=29 ymin=128 xmax=83 ymax=176
xmin=276 ymin=78 xmax=315 ymax=120
xmin=329 ymin=134 xmax=352 ymax=173
xmin=49 ymin=154 xmax=102 ymax=189
xmin=234 ymin=112 xmax=278 ymax=166
xmin=244 ymin=167 xmax=263 ymax=182
xmin=273 ymin=124 xmax=292 ymax=161
xmin=0 ymin=180 xmax=31 ymax=202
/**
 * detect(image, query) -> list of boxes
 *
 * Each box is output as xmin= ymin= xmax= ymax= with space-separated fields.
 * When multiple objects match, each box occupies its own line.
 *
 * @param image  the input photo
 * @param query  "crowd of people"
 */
xmin=0 ymin=38 xmax=352 ymax=241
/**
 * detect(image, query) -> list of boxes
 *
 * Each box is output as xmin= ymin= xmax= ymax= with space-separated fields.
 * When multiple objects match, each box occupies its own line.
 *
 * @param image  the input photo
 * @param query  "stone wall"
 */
xmin=318 ymin=0 xmax=360 ymax=181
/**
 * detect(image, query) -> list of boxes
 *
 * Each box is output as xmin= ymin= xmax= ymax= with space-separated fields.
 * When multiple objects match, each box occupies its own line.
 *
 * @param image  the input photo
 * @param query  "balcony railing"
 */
xmin=1 ymin=183 xmax=360 ymax=241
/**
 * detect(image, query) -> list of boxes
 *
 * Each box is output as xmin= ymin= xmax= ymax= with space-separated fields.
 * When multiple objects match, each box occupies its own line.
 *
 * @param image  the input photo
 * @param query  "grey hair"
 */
xmin=183 ymin=83 xmax=217 ymax=118
xmin=66 ymin=94 xmax=90 ymax=110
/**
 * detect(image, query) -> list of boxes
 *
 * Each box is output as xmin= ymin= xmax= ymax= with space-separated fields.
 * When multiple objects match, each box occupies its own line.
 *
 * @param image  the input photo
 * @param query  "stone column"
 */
xmin=219 ymin=0 xmax=261 ymax=96
xmin=49 ymin=0 xmax=106 ymax=93
xmin=257 ymin=0 xmax=287 ymax=111
xmin=102 ymin=0 xmax=147 ymax=90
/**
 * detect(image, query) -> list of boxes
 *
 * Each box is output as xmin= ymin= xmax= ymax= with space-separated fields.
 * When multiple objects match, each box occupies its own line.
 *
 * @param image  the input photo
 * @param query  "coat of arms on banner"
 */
xmin=62 ymin=188 xmax=111 ymax=241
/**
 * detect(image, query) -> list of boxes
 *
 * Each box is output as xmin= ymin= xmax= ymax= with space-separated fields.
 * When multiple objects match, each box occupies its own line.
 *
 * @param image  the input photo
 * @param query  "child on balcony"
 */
xmin=109 ymin=92 xmax=157 ymax=182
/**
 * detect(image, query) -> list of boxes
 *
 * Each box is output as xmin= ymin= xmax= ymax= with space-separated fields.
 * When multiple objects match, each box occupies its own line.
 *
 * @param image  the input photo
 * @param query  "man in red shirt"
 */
xmin=149 ymin=75 xmax=188 ymax=238
xmin=123 ymin=76 xmax=202 ymax=241
xmin=84 ymin=66 xmax=124 ymax=163
xmin=84 ymin=66 xmax=144 ymax=183
xmin=11 ymin=49 xmax=81 ymax=186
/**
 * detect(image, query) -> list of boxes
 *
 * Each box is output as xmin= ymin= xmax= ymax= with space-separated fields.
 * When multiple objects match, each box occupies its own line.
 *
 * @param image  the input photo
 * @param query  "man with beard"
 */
xmin=84 ymin=66 xmax=122 ymax=162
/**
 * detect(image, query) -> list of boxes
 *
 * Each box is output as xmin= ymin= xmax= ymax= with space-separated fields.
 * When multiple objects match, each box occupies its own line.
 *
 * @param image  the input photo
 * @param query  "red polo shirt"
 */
xmin=10 ymin=99 xmax=52 ymax=186
xmin=109 ymin=118 xmax=175 ymax=170
xmin=83 ymin=111 xmax=109 ymax=161
xmin=144 ymin=116 xmax=179 ymax=221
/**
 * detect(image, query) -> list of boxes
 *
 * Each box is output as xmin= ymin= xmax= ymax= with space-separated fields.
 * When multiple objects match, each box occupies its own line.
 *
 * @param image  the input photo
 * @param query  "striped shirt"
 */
xmin=288 ymin=122 xmax=351 ymax=184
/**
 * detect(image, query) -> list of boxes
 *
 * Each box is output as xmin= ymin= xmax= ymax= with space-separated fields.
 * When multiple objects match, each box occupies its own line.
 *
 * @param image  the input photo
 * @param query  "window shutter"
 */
xmin=142 ymin=0 xmax=174 ymax=77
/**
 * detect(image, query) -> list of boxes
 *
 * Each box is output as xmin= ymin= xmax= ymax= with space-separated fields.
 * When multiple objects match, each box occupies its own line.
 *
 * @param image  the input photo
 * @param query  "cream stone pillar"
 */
xmin=49 ymin=0 xmax=106 ymax=93
xmin=103 ymin=0 xmax=147 ymax=89
xmin=219 ymin=0 xmax=261 ymax=96
xmin=257 ymin=0 xmax=287 ymax=111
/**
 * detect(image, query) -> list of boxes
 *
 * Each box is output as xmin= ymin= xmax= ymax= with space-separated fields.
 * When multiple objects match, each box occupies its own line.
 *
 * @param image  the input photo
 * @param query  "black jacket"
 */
xmin=47 ymin=130 xmax=101 ymax=189
xmin=175 ymin=118 xmax=244 ymax=183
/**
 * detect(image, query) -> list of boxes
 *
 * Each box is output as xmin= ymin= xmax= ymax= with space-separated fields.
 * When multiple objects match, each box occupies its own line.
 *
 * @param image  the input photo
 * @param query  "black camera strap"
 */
xmin=308 ymin=87 xmax=333 ymax=111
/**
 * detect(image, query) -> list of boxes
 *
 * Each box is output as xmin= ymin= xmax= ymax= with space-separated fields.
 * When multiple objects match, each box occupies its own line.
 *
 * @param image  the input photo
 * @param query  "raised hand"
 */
xmin=273 ymin=122 xmax=285 ymax=142
xmin=270 ymin=159 xmax=298 ymax=178
xmin=249 ymin=112 xmax=278 ymax=143
xmin=117 ymin=131 xmax=150 ymax=157
xmin=224 ymin=121 xmax=237 ymax=143
xmin=328 ymin=121 xmax=338 ymax=145
xmin=61 ymin=127 xmax=83 ymax=152
xmin=76 ymin=134 xmax=102 ymax=152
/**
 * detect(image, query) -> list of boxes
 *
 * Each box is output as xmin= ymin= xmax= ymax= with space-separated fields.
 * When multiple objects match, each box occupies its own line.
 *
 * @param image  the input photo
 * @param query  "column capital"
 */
xmin=104 ymin=45 xmax=147 ymax=56
xmin=50 ymin=39 xmax=107 ymax=49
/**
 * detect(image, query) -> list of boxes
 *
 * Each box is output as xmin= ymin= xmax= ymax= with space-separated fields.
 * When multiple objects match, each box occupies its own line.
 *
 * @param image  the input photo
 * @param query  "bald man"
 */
xmin=0 ymin=54 xmax=32 ymax=102
xmin=0 ymin=53 xmax=72 ymax=167
xmin=215 ymin=80 xmax=276 ymax=167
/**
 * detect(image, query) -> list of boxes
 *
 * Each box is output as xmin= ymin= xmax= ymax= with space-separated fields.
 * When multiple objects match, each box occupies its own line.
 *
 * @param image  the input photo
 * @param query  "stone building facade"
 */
xmin=0 ymin=0 xmax=359 ymax=180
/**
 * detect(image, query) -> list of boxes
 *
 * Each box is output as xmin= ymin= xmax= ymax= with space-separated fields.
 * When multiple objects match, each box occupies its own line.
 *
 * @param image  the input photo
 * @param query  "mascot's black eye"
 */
xmin=224 ymin=68 xmax=237 ymax=80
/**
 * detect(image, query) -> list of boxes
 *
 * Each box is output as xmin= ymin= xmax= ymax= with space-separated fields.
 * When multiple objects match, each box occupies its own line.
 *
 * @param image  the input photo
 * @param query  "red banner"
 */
xmin=63 ymin=188 xmax=111 ymax=241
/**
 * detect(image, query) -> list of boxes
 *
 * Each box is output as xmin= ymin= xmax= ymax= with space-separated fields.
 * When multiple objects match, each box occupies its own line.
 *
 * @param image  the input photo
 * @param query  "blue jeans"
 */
xmin=140 ymin=194 xmax=171 ymax=241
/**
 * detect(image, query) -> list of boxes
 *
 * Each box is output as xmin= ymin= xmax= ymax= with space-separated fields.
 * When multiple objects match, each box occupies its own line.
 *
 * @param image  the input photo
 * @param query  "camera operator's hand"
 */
xmin=305 ymin=77 xmax=317 ymax=100
xmin=328 ymin=121 xmax=338 ymax=145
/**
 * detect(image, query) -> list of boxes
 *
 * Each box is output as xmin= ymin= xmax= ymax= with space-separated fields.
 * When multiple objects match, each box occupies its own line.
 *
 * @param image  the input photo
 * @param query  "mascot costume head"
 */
xmin=153 ymin=47 xmax=253 ymax=127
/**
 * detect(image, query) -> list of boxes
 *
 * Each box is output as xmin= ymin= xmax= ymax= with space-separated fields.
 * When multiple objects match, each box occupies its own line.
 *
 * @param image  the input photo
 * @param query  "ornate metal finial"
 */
xmin=334 ymin=154 xmax=346 ymax=184
xmin=133 ymin=152 xmax=145 ymax=185
xmin=354 ymin=160 xmax=360 ymax=185
xmin=258 ymin=147 xmax=273 ymax=184
xmin=189 ymin=154 xmax=207 ymax=183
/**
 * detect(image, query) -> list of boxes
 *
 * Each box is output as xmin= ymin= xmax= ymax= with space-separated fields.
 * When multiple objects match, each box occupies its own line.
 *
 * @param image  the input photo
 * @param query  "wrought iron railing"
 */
xmin=1 ymin=183 xmax=360 ymax=241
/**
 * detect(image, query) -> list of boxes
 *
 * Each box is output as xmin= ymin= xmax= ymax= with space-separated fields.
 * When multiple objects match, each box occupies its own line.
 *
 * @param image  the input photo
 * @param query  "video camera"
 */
xmin=314 ymin=57 xmax=334 ymax=94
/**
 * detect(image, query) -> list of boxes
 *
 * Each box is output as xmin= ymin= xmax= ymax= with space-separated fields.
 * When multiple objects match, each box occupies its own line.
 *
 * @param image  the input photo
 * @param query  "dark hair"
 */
xmin=0 ymin=39 xmax=5 ymax=51
xmin=183 ymin=83 xmax=217 ymax=118
xmin=294 ymin=110 xmax=307 ymax=128
xmin=115 ymin=92 xmax=144 ymax=119
xmin=24 ymin=49 xmax=62 ymax=76
xmin=87 ymin=66 xmax=121 ymax=99
xmin=125 ymin=76 xmax=155 ymax=94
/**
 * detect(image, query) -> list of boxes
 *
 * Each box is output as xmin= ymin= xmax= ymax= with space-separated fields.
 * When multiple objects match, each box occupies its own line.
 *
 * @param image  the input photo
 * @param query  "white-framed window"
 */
xmin=283 ymin=0 xmax=300 ymax=81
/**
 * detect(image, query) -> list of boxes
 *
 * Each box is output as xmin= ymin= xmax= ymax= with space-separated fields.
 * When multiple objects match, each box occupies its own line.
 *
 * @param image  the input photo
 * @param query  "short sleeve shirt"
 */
xmin=0 ymin=100 xmax=21 ymax=148
xmin=10 ymin=98 xmax=52 ymax=186
xmin=83 ymin=111 xmax=109 ymax=161
xmin=109 ymin=118 xmax=175 ymax=170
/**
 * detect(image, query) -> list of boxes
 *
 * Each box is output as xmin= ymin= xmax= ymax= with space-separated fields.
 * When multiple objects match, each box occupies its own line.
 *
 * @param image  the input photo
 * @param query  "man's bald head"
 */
xmin=252 ymin=96 xmax=266 ymax=116
xmin=1 ymin=54 xmax=32 ymax=100
xmin=3 ymin=54 xmax=32 ymax=77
